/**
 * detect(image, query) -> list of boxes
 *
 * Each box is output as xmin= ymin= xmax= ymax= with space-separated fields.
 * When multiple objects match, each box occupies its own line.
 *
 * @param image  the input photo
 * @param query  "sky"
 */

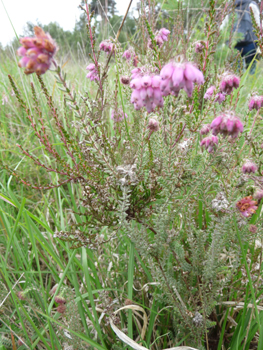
xmin=0 ymin=0 xmax=135 ymax=47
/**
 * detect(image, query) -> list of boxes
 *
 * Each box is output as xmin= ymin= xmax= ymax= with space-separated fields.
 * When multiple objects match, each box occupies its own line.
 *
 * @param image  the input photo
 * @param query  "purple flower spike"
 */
xmin=17 ymin=26 xmax=57 ymax=75
xmin=200 ymin=124 xmax=211 ymax=135
xmin=242 ymin=160 xmax=258 ymax=174
xmin=210 ymin=112 xmax=243 ymax=138
xmin=200 ymin=135 xmax=218 ymax=153
xmin=248 ymin=95 xmax=263 ymax=111
xmin=220 ymin=73 xmax=240 ymax=95
xmin=236 ymin=196 xmax=257 ymax=217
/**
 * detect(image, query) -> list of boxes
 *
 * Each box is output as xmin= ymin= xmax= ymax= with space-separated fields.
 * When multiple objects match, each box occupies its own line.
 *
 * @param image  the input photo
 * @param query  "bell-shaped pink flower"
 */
xmin=200 ymin=135 xmax=218 ymax=153
xmin=248 ymin=95 xmax=263 ymax=111
xmin=220 ymin=73 xmax=240 ymax=95
xmin=148 ymin=28 xmax=170 ymax=49
xmin=148 ymin=118 xmax=159 ymax=132
xmin=204 ymin=86 xmax=215 ymax=100
xmin=99 ymin=40 xmax=114 ymax=54
xmin=17 ymin=26 xmax=57 ymax=75
xmin=160 ymin=61 xmax=204 ymax=98
xmin=195 ymin=41 xmax=204 ymax=53
xmin=210 ymin=112 xmax=243 ymax=138
xmin=242 ymin=161 xmax=258 ymax=174
xmin=200 ymin=124 xmax=211 ymax=135
xmin=236 ymin=196 xmax=257 ymax=217
xmin=86 ymin=63 xmax=100 ymax=81
xmin=121 ymin=76 xmax=130 ymax=85
xmin=130 ymin=69 xmax=164 ymax=113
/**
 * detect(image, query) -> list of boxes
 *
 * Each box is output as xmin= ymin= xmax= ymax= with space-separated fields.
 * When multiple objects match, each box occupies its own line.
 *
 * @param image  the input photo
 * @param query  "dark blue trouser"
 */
xmin=235 ymin=42 xmax=257 ymax=70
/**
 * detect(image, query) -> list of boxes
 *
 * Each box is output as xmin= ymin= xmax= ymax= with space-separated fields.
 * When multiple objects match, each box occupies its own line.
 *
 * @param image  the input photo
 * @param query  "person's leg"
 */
xmin=241 ymin=42 xmax=257 ymax=73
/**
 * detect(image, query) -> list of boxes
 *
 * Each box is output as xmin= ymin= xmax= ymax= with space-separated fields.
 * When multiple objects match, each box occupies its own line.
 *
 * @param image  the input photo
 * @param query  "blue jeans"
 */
xmin=235 ymin=42 xmax=257 ymax=73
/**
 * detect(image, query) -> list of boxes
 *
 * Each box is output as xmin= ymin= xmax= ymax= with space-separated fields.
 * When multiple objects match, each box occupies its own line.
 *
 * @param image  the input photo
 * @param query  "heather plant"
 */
xmin=1 ymin=0 xmax=263 ymax=349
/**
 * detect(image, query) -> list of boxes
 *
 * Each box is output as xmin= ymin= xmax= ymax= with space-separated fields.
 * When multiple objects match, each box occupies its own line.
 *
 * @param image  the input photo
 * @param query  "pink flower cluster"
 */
xmin=130 ymin=69 xmax=164 ymax=113
xmin=200 ymin=135 xmax=218 ymax=153
xmin=220 ymin=73 xmax=240 ymax=95
xmin=148 ymin=118 xmax=159 ymax=132
xmin=200 ymin=124 xmax=211 ymax=135
xmin=160 ymin=62 xmax=204 ymax=97
xmin=210 ymin=112 xmax=243 ymax=138
xmin=99 ymin=40 xmax=114 ymax=54
xmin=195 ymin=41 xmax=204 ymax=53
xmin=248 ymin=95 xmax=263 ymax=111
xmin=17 ymin=26 xmax=57 ymax=75
xmin=152 ymin=28 xmax=170 ymax=48
xmin=111 ymin=109 xmax=128 ymax=122
xmin=236 ymin=196 xmax=257 ymax=217
xmin=122 ymin=48 xmax=138 ymax=67
xmin=204 ymin=86 xmax=225 ymax=104
xmin=86 ymin=63 xmax=100 ymax=82
xmin=242 ymin=161 xmax=258 ymax=174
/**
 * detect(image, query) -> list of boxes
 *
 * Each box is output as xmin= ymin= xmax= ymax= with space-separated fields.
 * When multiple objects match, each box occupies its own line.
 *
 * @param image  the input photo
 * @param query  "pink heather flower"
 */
xmin=254 ymin=189 xmax=263 ymax=200
xmin=249 ymin=224 xmax=257 ymax=233
xmin=148 ymin=118 xmax=159 ymax=132
xmin=236 ymin=196 xmax=257 ymax=217
xmin=195 ymin=41 xmax=204 ymax=53
xmin=219 ymin=73 xmax=240 ymax=95
xmin=242 ymin=161 xmax=258 ymax=174
xmin=130 ymin=70 xmax=164 ymax=113
xmin=86 ymin=63 xmax=100 ymax=82
xmin=111 ymin=109 xmax=128 ymax=122
xmin=200 ymin=135 xmax=218 ymax=153
xmin=149 ymin=28 xmax=170 ymax=49
xmin=123 ymin=49 xmax=132 ymax=60
xmin=215 ymin=92 xmax=226 ymax=104
xmin=99 ymin=40 xmax=114 ymax=54
xmin=57 ymin=304 xmax=67 ymax=314
xmin=210 ymin=112 xmax=243 ymax=138
xmin=122 ymin=48 xmax=138 ymax=67
xmin=160 ymin=61 xmax=204 ymax=98
xmin=204 ymin=86 xmax=215 ymax=100
xmin=121 ymin=76 xmax=130 ymax=85
xmin=54 ymin=295 xmax=66 ymax=304
xmin=200 ymin=124 xmax=211 ymax=135
xmin=17 ymin=26 xmax=57 ymax=75
xmin=17 ymin=291 xmax=26 ymax=300
xmin=248 ymin=95 xmax=263 ymax=111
